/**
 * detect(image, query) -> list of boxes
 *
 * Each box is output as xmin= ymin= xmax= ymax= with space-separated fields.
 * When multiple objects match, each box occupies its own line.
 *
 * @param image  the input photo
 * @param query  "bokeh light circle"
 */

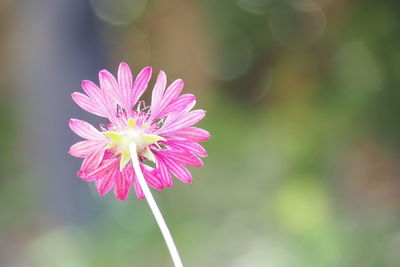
xmin=288 ymin=0 xmax=332 ymax=12
xmin=236 ymin=0 xmax=274 ymax=15
xmin=200 ymin=34 xmax=253 ymax=80
xmin=89 ymin=0 xmax=148 ymax=25
xmin=268 ymin=5 xmax=326 ymax=49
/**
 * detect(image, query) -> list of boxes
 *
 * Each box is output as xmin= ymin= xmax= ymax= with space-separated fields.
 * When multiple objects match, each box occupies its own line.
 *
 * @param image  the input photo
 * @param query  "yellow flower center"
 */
xmin=103 ymin=118 xmax=165 ymax=170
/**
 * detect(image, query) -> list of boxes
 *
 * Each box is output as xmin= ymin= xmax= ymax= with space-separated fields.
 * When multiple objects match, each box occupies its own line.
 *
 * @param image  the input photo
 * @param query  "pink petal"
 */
xmin=99 ymin=69 xmax=121 ymax=106
xmin=114 ymin=167 xmax=133 ymax=201
xmin=69 ymin=140 xmax=103 ymax=158
xmin=167 ymin=141 xmax=208 ymax=157
xmin=80 ymin=158 xmax=116 ymax=181
xmin=81 ymin=80 xmax=108 ymax=113
xmin=162 ymin=127 xmax=211 ymax=142
xmin=156 ymin=157 xmax=173 ymax=187
xmin=118 ymin=62 xmax=133 ymax=110
xmin=151 ymin=71 xmax=167 ymax=114
xmin=159 ymin=150 xmax=203 ymax=167
xmin=133 ymin=177 xmax=145 ymax=199
xmin=131 ymin=67 xmax=152 ymax=108
xmin=95 ymin=160 xmax=118 ymax=195
xmin=69 ymin=119 xmax=106 ymax=141
xmin=80 ymin=144 xmax=107 ymax=175
xmin=158 ymin=94 xmax=196 ymax=118
xmin=151 ymin=79 xmax=184 ymax=119
xmin=157 ymin=110 xmax=206 ymax=134
xmin=96 ymin=176 xmax=115 ymax=196
xmin=162 ymin=157 xmax=193 ymax=183
xmin=71 ymin=92 xmax=105 ymax=117
xmin=141 ymin=164 xmax=164 ymax=190
xmin=128 ymin=164 xmax=163 ymax=199
xmin=122 ymin=165 xmax=134 ymax=183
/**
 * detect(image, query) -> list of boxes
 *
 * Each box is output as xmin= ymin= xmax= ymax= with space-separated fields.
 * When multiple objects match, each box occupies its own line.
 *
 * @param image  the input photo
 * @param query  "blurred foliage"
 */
xmin=1 ymin=0 xmax=400 ymax=266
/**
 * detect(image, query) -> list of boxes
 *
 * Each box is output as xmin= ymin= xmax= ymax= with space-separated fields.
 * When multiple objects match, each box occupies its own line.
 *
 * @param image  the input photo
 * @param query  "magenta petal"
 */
xmin=158 ymin=94 xmax=196 ymax=118
xmin=69 ymin=140 xmax=102 ymax=158
xmin=81 ymin=79 xmax=101 ymax=96
xmin=164 ymin=79 xmax=184 ymax=100
xmin=167 ymin=141 xmax=208 ymax=157
xmin=151 ymin=71 xmax=167 ymax=115
xmin=69 ymin=119 xmax=106 ymax=141
xmin=158 ymin=110 xmax=206 ymax=134
xmin=184 ymin=142 xmax=208 ymax=157
xmin=130 ymin=164 xmax=163 ymax=198
xmin=118 ymin=62 xmax=133 ymax=110
xmin=71 ymin=92 xmax=105 ymax=117
xmin=151 ymin=79 xmax=184 ymax=119
xmin=162 ymin=127 xmax=211 ymax=142
xmin=80 ymin=144 xmax=107 ymax=175
xmin=160 ymin=150 xmax=203 ymax=167
xmin=81 ymin=158 xmax=116 ymax=181
xmin=162 ymin=157 xmax=193 ymax=183
xmin=114 ymin=168 xmax=132 ymax=201
xmin=81 ymin=80 xmax=108 ymax=112
xmin=99 ymin=69 xmax=120 ymax=106
xmin=141 ymin=164 xmax=164 ymax=190
xmin=96 ymin=175 xmax=115 ymax=196
xmin=133 ymin=176 xmax=145 ymax=199
xmin=95 ymin=160 xmax=118 ymax=195
xmin=157 ymin=157 xmax=173 ymax=187
xmin=131 ymin=67 xmax=152 ymax=108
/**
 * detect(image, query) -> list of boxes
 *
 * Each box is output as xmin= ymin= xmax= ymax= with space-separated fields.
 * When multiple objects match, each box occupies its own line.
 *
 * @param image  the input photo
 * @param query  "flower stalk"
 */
xmin=129 ymin=143 xmax=183 ymax=267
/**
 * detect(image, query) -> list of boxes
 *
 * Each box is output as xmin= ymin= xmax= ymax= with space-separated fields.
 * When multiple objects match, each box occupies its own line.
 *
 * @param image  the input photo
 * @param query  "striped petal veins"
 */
xmin=69 ymin=62 xmax=210 ymax=201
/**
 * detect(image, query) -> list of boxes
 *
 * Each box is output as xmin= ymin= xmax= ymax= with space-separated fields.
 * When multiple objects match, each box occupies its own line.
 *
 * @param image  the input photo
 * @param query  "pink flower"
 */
xmin=69 ymin=62 xmax=210 ymax=201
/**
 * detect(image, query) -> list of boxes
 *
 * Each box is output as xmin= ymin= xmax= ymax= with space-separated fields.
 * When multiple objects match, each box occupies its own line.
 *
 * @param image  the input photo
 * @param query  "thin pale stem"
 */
xmin=129 ymin=143 xmax=184 ymax=267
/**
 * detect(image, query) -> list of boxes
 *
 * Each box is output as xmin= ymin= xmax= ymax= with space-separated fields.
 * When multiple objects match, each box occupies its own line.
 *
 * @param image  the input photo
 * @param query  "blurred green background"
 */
xmin=1 ymin=0 xmax=400 ymax=266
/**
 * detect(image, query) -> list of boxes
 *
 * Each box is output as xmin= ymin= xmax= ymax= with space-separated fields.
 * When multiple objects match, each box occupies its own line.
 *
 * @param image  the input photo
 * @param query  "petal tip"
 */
xmin=81 ymin=80 xmax=91 ymax=87
xmin=69 ymin=118 xmax=77 ymax=127
xmin=156 ymin=184 xmax=165 ymax=190
xmin=116 ymin=195 xmax=128 ymax=201
xmin=97 ymin=187 xmax=108 ymax=196
xmin=141 ymin=66 xmax=153 ymax=76
xmin=119 ymin=61 xmax=129 ymax=67
xmin=98 ymin=69 xmax=111 ymax=79
xmin=175 ymin=79 xmax=184 ymax=87
xmin=77 ymin=170 xmax=86 ymax=179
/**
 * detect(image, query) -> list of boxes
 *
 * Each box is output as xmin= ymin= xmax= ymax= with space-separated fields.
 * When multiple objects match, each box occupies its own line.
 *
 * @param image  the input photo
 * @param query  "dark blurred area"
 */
xmin=1 ymin=0 xmax=400 ymax=266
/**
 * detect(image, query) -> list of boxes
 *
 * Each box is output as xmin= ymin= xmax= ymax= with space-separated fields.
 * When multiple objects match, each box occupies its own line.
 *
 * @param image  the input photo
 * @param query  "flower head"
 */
xmin=69 ymin=62 xmax=210 ymax=200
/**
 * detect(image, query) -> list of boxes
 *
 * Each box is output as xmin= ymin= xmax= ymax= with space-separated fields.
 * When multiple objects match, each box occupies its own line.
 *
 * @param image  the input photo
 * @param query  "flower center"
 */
xmin=103 ymin=118 xmax=165 ymax=170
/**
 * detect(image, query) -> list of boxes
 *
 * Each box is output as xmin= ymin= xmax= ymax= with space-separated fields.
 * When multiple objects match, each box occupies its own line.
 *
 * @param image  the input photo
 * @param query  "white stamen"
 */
xmin=129 ymin=143 xmax=184 ymax=267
